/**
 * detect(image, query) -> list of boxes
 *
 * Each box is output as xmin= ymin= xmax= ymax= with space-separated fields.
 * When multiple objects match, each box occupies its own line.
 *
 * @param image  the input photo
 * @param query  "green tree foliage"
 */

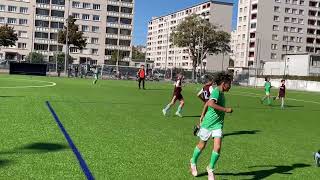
xmin=58 ymin=16 xmax=87 ymax=50
xmin=53 ymin=52 xmax=73 ymax=68
xmin=171 ymin=14 xmax=231 ymax=80
xmin=0 ymin=25 xmax=18 ymax=47
xmin=132 ymin=46 xmax=146 ymax=60
xmin=25 ymin=52 xmax=44 ymax=64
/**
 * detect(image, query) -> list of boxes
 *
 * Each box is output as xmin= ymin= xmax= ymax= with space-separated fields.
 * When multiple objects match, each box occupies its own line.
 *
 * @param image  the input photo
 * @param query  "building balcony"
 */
xmin=35 ymin=15 xmax=64 ymax=22
xmin=119 ymin=35 xmax=132 ymax=40
xmin=35 ymin=38 xmax=57 ymax=44
xmin=35 ymin=27 xmax=50 ymax=32
xmin=106 ymin=23 xmax=132 ymax=29
xmin=108 ymin=1 xmax=134 ymax=8
xmin=106 ymin=45 xmax=131 ymax=51
xmin=106 ymin=34 xmax=119 ymax=39
xmin=35 ymin=50 xmax=54 ymax=56
xmin=51 ymin=5 xmax=65 ymax=11
xmin=36 ymin=3 xmax=50 ymax=9
xmin=107 ymin=11 xmax=120 ymax=17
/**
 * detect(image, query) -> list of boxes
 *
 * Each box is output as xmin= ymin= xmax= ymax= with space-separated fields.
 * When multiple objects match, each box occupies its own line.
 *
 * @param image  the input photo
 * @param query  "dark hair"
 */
xmin=265 ymin=77 xmax=269 ymax=81
xmin=214 ymin=72 xmax=233 ymax=85
xmin=281 ymin=79 xmax=285 ymax=82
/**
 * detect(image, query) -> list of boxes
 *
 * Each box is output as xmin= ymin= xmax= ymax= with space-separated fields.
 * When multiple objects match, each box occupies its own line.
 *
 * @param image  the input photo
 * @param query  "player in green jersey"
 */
xmin=93 ymin=66 xmax=99 ymax=84
xmin=261 ymin=77 xmax=272 ymax=105
xmin=189 ymin=72 xmax=233 ymax=180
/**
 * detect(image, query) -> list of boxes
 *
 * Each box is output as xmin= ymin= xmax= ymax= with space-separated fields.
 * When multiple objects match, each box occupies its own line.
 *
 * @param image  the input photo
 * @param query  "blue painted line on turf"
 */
xmin=46 ymin=101 xmax=95 ymax=180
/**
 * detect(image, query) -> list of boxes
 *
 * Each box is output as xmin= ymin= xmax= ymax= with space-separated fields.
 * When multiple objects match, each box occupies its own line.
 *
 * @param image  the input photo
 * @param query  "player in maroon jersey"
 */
xmin=197 ymin=76 xmax=214 ymax=103
xmin=277 ymin=79 xmax=286 ymax=109
xmin=162 ymin=73 xmax=185 ymax=117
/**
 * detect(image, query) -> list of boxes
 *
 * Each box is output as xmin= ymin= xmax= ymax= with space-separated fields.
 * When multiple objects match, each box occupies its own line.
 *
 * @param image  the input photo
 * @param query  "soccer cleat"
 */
xmin=314 ymin=152 xmax=320 ymax=167
xmin=162 ymin=109 xmax=167 ymax=116
xmin=190 ymin=159 xmax=198 ymax=177
xmin=206 ymin=166 xmax=215 ymax=180
xmin=175 ymin=112 xmax=182 ymax=118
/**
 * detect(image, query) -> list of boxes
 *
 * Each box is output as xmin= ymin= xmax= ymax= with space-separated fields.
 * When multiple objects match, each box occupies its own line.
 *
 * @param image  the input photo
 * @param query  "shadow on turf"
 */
xmin=0 ymin=96 xmax=25 ymax=98
xmin=0 ymin=142 xmax=68 ymax=155
xmin=197 ymin=163 xmax=310 ymax=179
xmin=183 ymin=115 xmax=201 ymax=118
xmin=224 ymin=130 xmax=261 ymax=138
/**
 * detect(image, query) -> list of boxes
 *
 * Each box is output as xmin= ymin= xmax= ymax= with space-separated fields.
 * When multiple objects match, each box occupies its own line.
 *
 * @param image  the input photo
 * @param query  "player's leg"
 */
xmin=281 ymin=97 xmax=285 ymax=109
xmin=175 ymin=98 xmax=184 ymax=117
xmin=190 ymin=128 xmax=211 ymax=177
xmin=138 ymin=78 xmax=141 ymax=89
xmin=207 ymin=130 xmax=223 ymax=180
xmin=162 ymin=96 xmax=177 ymax=115
xmin=142 ymin=78 xmax=145 ymax=89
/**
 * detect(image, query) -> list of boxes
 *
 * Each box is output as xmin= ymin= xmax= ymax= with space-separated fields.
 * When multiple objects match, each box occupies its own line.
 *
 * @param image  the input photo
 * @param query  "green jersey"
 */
xmin=201 ymin=87 xmax=225 ymax=130
xmin=264 ymin=82 xmax=271 ymax=92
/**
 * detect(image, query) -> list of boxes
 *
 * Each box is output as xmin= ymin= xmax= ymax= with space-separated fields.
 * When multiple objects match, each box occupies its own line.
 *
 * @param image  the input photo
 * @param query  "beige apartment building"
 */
xmin=232 ymin=0 xmax=320 ymax=71
xmin=146 ymin=1 xmax=233 ymax=71
xmin=0 ymin=0 xmax=134 ymax=65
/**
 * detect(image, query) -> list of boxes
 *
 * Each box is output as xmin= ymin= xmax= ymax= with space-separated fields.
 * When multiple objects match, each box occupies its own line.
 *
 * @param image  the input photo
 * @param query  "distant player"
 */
xmin=197 ymin=76 xmax=214 ymax=103
xmin=190 ymin=72 xmax=233 ymax=180
xmin=137 ymin=65 xmax=146 ymax=89
xmin=261 ymin=77 xmax=272 ymax=105
xmin=162 ymin=73 xmax=184 ymax=117
xmin=93 ymin=66 xmax=99 ymax=84
xmin=314 ymin=151 xmax=320 ymax=167
xmin=277 ymin=79 xmax=286 ymax=109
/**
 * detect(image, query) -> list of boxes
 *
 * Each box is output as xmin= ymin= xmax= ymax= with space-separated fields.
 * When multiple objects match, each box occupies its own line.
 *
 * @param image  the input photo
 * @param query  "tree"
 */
xmin=25 ymin=52 xmax=44 ymax=64
xmin=171 ymin=14 xmax=231 ymax=81
xmin=53 ymin=52 xmax=73 ymax=68
xmin=58 ymin=16 xmax=87 ymax=50
xmin=132 ymin=46 xmax=146 ymax=60
xmin=0 ymin=24 xmax=18 ymax=47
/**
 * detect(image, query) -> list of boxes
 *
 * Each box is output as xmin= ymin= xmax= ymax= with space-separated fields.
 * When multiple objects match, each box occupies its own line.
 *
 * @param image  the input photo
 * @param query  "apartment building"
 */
xmin=0 ymin=0 xmax=134 ymax=65
xmin=146 ymin=1 xmax=233 ymax=71
xmin=232 ymin=0 xmax=320 ymax=70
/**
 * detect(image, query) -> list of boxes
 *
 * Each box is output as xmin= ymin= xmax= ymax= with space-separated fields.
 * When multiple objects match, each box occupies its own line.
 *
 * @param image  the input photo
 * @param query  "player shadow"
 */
xmin=0 ymin=96 xmax=25 ymax=98
xmin=223 ymin=130 xmax=260 ymax=138
xmin=0 ymin=142 xmax=68 ymax=155
xmin=0 ymin=159 xmax=12 ymax=168
xmin=197 ymin=163 xmax=310 ymax=179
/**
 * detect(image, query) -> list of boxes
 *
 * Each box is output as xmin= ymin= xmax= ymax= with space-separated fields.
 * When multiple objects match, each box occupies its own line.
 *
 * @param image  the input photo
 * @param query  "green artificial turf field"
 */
xmin=0 ymin=75 xmax=319 ymax=179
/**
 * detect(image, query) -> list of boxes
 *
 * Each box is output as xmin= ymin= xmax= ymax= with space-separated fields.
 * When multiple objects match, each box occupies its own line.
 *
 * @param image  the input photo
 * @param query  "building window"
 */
xmin=120 ymin=29 xmax=131 ymax=36
xmin=274 ymin=6 xmax=280 ymax=12
xmin=285 ymin=0 xmax=290 ymax=3
xmin=251 ymin=23 xmax=256 ymax=29
xmin=72 ymin=1 xmax=81 ymax=8
xmin=0 ymin=5 xmax=5 ymax=11
xmin=120 ymin=18 xmax=132 ymax=25
xmin=20 ymin=7 xmax=28 ymax=14
xmin=93 ymin=15 xmax=100 ymax=21
xmin=7 ymin=18 xmax=17 ymax=24
xmin=272 ymin=34 xmax=278 ymax=40
xmin=106 ymin=27 xmax=118 ymax=34
xmin=284 ymin=17 xmax=290 ymax=23
xmin=82 ymin=25 xmax=89 ymax=32
xmin=91 ymin=38 xmax=99 ymax=44
xmin=275 ymin=0 xmax=281 ymax=2
xmin=274 ymin=16 xmax=280 ymax=22
xmin=72 ymin=13 xmax=80 ymax=19
xmin=284 ymin=26 xmax=289 ymax=32
xmin=8 ymin=6 xmax=17 ymax=12
xmin=273 ymin=25 xmax=279 ymax=31
xmin=298 ymin=28 xmax=303 ymax=33
xmin=18 ymin=31 xmax=28 ymax=38
xmin=0 ymin=17 xmax=5 ymax=24
xmin=92 ymin=26 xmax=99 ymax=32
xmin=271 ymin=53 xmax=277 ymax=59
xmin=51 ymin=0 xmax=65 ymax=5
xmin=107 ymin=5 xmax=119 ymax=12
xmin=121 ymin=7 xmax=132 ymax=14
xmin=93 ymin=4 xmax=100 ymax=10
xmin=51 ymin=10 xmax=64 ymax=17
xmin=271 ymin=44 xmax=278 ymax=50
xmin=70 ymin=47 xmax=78 ymax=53
xmin=83 ymin=3 xmax=91 ymax=9
xmin=298 ymin=19 xmax=304 ymax=24
xmin=92 ymin=49 xmax=98 ymax=55
xmin=107 ymin=16 xmax=119 ymax=23
xmin=19 ymin=19 xmax=28 ymax=25
xmin=82 ymin=14 xmax=90 ymax=20
xmin=18 ymin=43 xmax=27 ymax=49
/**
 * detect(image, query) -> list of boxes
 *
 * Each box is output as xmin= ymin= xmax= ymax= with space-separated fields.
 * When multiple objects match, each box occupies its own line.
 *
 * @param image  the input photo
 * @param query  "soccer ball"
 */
xmin=314 ymin=151 xmax=320 ymax=167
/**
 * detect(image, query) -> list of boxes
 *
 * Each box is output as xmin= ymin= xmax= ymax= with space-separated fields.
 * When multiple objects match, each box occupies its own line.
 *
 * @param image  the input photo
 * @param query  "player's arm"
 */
xmin=199 ymin=102 xmax=208 ymax=124
xmin=207 ymin=99 xmax=233 ymax=113
xmin=197 ymin=89 xmax=205 ymax=102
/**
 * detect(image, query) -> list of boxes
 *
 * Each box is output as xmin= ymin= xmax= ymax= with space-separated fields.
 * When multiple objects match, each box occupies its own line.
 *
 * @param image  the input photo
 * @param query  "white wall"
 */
xmin=287 ymin=54 xmax=310 ymax=76
xmin=249 ymin=77 xmax=320 ymax=92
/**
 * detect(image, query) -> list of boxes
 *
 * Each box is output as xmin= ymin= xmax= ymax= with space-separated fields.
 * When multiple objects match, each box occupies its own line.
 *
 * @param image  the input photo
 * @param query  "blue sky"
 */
xmin=133 ymin=0 xmax=238 ymax=46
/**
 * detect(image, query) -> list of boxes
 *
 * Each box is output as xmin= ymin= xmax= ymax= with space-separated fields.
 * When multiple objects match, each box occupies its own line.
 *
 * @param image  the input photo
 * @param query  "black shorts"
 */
xmin=174 ymin=93 xmax=183 ymax=101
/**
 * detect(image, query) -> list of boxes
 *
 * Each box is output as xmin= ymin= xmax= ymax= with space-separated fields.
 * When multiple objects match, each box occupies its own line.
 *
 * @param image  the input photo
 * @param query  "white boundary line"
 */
xmin=230 ymin=91 xmax=320 ymax=105
xmin=0 ymin=78 xmax=56 ymax=89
